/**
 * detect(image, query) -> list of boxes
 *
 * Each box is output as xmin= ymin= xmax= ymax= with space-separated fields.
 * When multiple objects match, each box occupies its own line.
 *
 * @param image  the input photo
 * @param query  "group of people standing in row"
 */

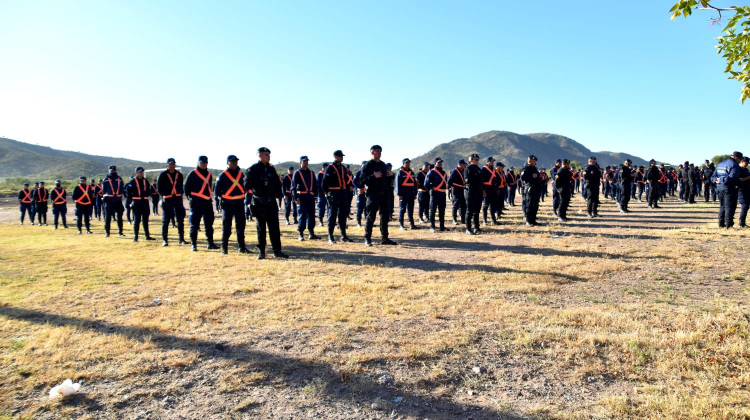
xmin=16 ymin=147 xmax=750 ymax=259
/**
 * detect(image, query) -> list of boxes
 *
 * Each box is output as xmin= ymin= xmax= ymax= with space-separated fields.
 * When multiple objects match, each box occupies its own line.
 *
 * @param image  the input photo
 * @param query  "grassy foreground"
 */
xmin=0 ymin=198 xmax=748 ymax=419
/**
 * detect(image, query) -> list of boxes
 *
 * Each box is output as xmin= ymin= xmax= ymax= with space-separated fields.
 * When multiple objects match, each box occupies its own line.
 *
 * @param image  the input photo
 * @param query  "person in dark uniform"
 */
xmin=358 ymin=145 xmax=398 ymax=247
xmin=495 ymin=163 xmax=507 ymax=219
xmin=184 ymin=155 xmax=220 ymax=252
xmin=323 ymin=150 xmax=353 ymax=243
xmin=550 ymin=159 xmax=562 ymax=216
xmin=712 ymin=151 xmax=743 ymax=228
xmin=425 ymin=157 xmax=448 ymax=232
xmin=583 ymin=157 xmax=602 ymax=217
xmin=702 ymin=160 xmax=716 ymax=202
xmin=464 ymin=154 xmax=483 ymax=235
xmin=245 ymin=147 xmax=288 ymax=259
xmin=126 ymin=167 xmax=155 ymax=242
xmin=686 ymin=163 xmax=699 ymax=204
xmin=102 ymin=165 xmax=125 ymax=237
xmin=316 ymin=163 xmax=328 ymax=227
xmin=50 ymin=179 xmax=68 ymax=229
xmin=353 ymin=161 xmax=367 ymax=227
xmin=30 ymin=181 xmax=48 ymax=226
xmin=449 ymin=159 xmax=467 ymax=225
xmin=215 ymin=155 xmax=251 ymax=254
xmin=29 ymin=182 xmax=39 ymax=223
xmin=244 ymin=189 xmax=254 ymax=222
xmin=150 ymin=179 xmax=160 ymax=215
xmin=506 ymin=167 xmax=518 ymax=206
xmin=645 ymin=159 xmax=662 ymax=209
xmin=386 ymin=163 xmax=396 ymax=222
xmin=18 ymin=183 xmax=33 ymax=225
xmin=396 ymin=158 xmax=418 ymax=230
xmin=293 ymin=156 xmax=319 ymax=241
xmin=555 ymin=159 xmax=573 ymax=221
xmin=481 ymin=157 xmax=500 ymax=225
xmin=92 ymin=179 xmax=102 ymax=220
xmin=345 ymin=164 xmax=355 ymax=220
xmin=416 ymin=162 xmax=430 ymax=223
xmin=619 ymin=159 xmax=634 ymax=213
xmin=520 ymin=155 xmax=543 ymax=226
xmin=737 ymin=157 xmax=750 ymax=228
xmin=124 ymin=176 xmax=134 ymax=225
xmin=282 ymin=166 xmax=298 ymax=225
xmin=72 ymin=176 xmax=93 ymax=234
xmin=157 ymin=158 xmax=186 ymax=246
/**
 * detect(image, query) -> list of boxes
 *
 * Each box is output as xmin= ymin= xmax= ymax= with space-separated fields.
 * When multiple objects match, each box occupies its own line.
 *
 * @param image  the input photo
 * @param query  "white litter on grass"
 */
xmin=551 ymin=234 xmax=566 ymax=238
xmin=153 ymin=298 xmax=171 ymax=304
xmin=49 ymin=379 xmax=81 ymax=399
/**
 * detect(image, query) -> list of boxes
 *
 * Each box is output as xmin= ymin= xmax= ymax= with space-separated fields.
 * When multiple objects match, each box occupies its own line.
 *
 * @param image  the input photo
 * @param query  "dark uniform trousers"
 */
xmin=104 ymin=198 xmax=124 ymax=234
xmin=284 ymin=194 xmax=297 ymax=222
xmin=620 ymin=182 xmax=632 ymax=210
xmin=739 ymin=190 xmax=748 ymax=227
xmin=452 ymin=190 xmax=466 ymax=223
xmin=417 ymin=191 xmax=429 ymax=221
xmin=151 ymin=195 xmax=159 ymax=215
xmin=507 ymin=186 xmax=517 ymax=206
xmin=364 ymin=192 xmax=390 ymax=239
xmin=704 ymin=181 xmax=716 ymax=202
xmin=465 ymin=192 xmax=482 ymax=231
xmin=399 ymin=192 xmax=416 ymax=225
xmin=221 ymin=200 xmax=245 ymax=248
xmin=36 ymin=203 xmax=48 ymax=225
xmin=482 ymin=189 xmax=498 ymax=222
xmin=95 ymin=196 xmax=103 ymax=219
xmin=131 ymin=200 xmax=151 ymax=239
xmin=717 ymin=185 xmax=738 ymax=227
xmin=524 ymin=187 xmax=542 ymax=223
xmin=326 ymin=191 xmax=348 ymax=235
xmin=76 ymin=204 xmax=92 ymax=231
xmin=647 ymin=181 xmax=660 ymax=207
xmin=161 ymin=197 xmax=185 ymax=241
xmin=297 ymin=195 xmax=316 ymax=233
xmin=52 ymin=203 xmax=67 ymax=227
xmin=552 ymin=187 xmax=560 ymax=214
xmin=587 ymin=183 xmax=600 ymax=215
xmin=558 ymin=189 xmax=571 ymax=219
xmin=20 ymin=203 xmax=32 ymax=223
xmin=429 ymin=191 xmax=446 ymax=228
xmin=356 ymin=191 xmax=366 ymax=224
xmin=317 ymin=194 xmax=327 ymax=224
xmin=189 ymin=199 xmax=215 ymax=244
xmin=251 ymin=197 xmax=282 ymax=253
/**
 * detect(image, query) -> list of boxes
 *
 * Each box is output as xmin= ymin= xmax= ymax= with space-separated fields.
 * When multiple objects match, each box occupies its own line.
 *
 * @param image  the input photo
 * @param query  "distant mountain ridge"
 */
xmin=410 ymin=131 xmax=648 ymax=169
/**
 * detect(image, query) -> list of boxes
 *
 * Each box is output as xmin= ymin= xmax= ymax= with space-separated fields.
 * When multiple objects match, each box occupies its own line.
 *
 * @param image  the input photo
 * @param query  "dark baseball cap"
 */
xmin=198 ymin=155 xmax=208 ymax=163
xmin=743 ymin=156 xmax=749 ymax=163
xmin=257 ymin=147 xmax=271 ymax=154
xmin=402 ymin=158 xmax=411 ymax=164
xmin=457 ymin=159 xmax=466 ymax=165
xmin=555 ymin=159 xmax=562 ymax=164
xmin=39 ymin=181 xmax=44 ymax=184
xmin=300 ymin=155 xmax=309 ymax=161
xmin=422 ymin=161 xmax=430 ymax=166
xmin=55 ymin=179 xmax=61 ymax=183
xmin=322 ymin=162 xmax=329 ymax=167
xmin=589 ymin=156 xmax=597 ymax=160
xmin=732 ymin=151 xmax=743 ymax=159
xmin=486 ymin=156 xmax=495 ymax=162
xmin=227 ymin=155 xmax=239 ymax=162
xmin=166 ymin=158 xmax=176 ymax=164
xmin=23 ymin=183 xmax=29 ymax=186
xmin=79 ymin=176 xmax=86 ymax=181
xmin=370 ymin=145 xmax=382 ymax=151
xmin=333 ymin=150 xmax=345 ymax=157
xmin=109 ymin=165 xmax=117 ymax=171
xmin=497 ymin=162 xmax=505 ymax=167
xmin=288 ymin=165 xmax=294 ymax=170
xmin=469 ymin=153 xmax=479 ymax=160
xmin=387 ymin=162 xmax=392 ymax=167
xmin=435 ymin=157 xmax=443 ymax=163
xmin=563 ymin=159 xmax=570 ymax=164
xmin=135 ymin=166 xmax=144 ymax=172
xmin=528 ymin=155 xmax=538 ymax=161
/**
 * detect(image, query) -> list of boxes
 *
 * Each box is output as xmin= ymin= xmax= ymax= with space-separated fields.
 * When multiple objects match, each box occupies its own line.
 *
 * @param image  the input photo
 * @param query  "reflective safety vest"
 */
xmin=105 ymin=178 xmax=122 ymax=198
xmin=75 ymin=185 xmax=92 ymax=205
xmin=328 ymin=164 xmax=346 ymax=190
xmin=451 ymin=168 xmax=465 ymax=188
xmin=482 ymin=166 xmax=496 ymax=186
xmin=190 ymin=170 xmax=212 ymax=200
xmin=37 ymin=188 xmax=48 ymax=201
xmin=636 ymin=170 xmax=645 ymax=183
xmin=430 ymin=169 xmax=448 ymax=193
xmin=658 ymin=169 xmax=667 ymax=184
xmin=496 ymin=171 xmax=506 ymax=188
xmin=283 ymin=174 xmax=293 ymax=194
xmin=162 ymin=172 xmax=181 ymax=198
xmin=151 ymin=184 xmax=159 ymax=196
xmin=220 ymin=170 xmax=245 ymax=200
xmin=399 ymin=169 xmax=416 ymax=187
xmin=20 ymin=189 xmax=32 ymax=203
xmin=418 ymin=170 xmax=429 ymax=192
xmin=132 ymin=177 xmax=148 ymax=200
xmin=507 ymin=172 xmax=517 ymax=186
xmin=297 ymin=169 xmax=314 ymax=195
xmin=52 ymin=188 xmax=66 ymax=205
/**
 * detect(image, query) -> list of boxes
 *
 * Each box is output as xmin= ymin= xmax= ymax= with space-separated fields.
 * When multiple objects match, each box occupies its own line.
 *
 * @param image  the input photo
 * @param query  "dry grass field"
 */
xmin=0 ymin=194 xmax=748 ymax=419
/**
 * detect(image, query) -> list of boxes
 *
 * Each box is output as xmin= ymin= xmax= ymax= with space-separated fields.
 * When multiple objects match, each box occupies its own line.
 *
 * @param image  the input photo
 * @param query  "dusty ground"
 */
xmin=1 ymin=191 xmax=748 ymax=419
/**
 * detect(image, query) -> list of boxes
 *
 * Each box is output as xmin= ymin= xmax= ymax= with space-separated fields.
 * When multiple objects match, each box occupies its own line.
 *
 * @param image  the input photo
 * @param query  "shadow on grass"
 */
xmin=0 ymin=305 xmax=524 ymax=420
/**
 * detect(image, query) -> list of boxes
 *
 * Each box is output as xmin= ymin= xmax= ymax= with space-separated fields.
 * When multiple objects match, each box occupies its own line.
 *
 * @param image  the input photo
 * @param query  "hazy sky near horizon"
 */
xmin=1 ymin=0 xmax=747 ymax=168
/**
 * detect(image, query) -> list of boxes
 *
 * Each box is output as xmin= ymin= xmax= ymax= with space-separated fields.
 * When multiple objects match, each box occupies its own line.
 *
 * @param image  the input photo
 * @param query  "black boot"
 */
xmin=328 ymin=235 xmax=336 ymax=244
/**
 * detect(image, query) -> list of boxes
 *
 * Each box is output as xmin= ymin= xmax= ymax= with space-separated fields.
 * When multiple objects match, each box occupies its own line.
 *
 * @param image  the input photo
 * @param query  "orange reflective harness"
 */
xmin=451 ymin=168 xmax=465 ymax=188
xmin=482 ymin=166 xmax=496 ymax=186
xmin=190 ymin=170 xmax=212 ymax=200
xmin=52 ymin=188 xmax=66 ymax=205
xmin=297 ymin=169 xmax=314 ymax=195
xmin=104 ymin=178 xmax=122 ymax=198
xmin=75 ymin=184 xmax=92 ymax=205
xmin=220 ymin=170 xmax=245 ymax=200
xmin=132 ymin=177 xmax=147 ymax=200
xmin=430 ymin=169 xmax=448 ymax=193
xmin=328 ymin=164 xmax=345 ymax=190
xmin=20 ymin=189 xmax=32 ymax=203
xmin=399 ymin=169 xmax=416 ymax=187
xmin=162 ymin=172 xmax=181 ymax=198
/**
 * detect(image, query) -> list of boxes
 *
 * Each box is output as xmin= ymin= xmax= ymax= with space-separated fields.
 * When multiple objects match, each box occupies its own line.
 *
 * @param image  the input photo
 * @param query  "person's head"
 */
xmin=166 ymin=158 xmax=176 ymax=171
xmin=624 ymin=159 xmax=632 ymax=168
xmin=649 ymin=159 xmax=656 ymax=167
xmin=555 ymin=159 xmax=562 ymax=168
xmin=300 ymin=155 xmax=309 ymax=169
xmin=109 ymin=165 xmax=117 ymax=174
xmin=333 ymin=150 xmax=344 ymax=164
xmin=287 ymin=166 xmax=294 ymax=174
xmin=528 ymin=155 xmax=538 ymax=167
xmin=226 ymin=155 xmax=239 ymax=170
xmin=198 ymin=155 xmax=208 ymax=170
xmin=370 ymin=145 xmax=382 ymax=161
xmin=39 ymin=181 xmax=45 ymax=187
xmin=457 ymin=159 xmax=467 ymax=170
xmin=497 ymin=163 xmax=505 ymax=172
xmin=402 ymin=158 xmax=411 ymax=170
xmin=23 ymin=183 xmax=29 ymax=189
xmin=469 ymin=154 xmax=479 ymax=166
xmin=55 ymin=179 xmax=61 ymax=187
xmin=741 ymin=157 xmax=749 ymax=168
xmin=589 ymin=156 xmax=596 ymax=166
xmin=705 ymin=159 xmax=710 ymax=167
xmin=731 ymin=151 xmax=744 ymax=164
xmin=257 ymin=147 xmax=271 ymax=164
xmin=422 ymin=161 xmax=430 ymax=171
xmin=79 ymin=176 xmax=87 ymax=185
xmin=135 ymin=166 xmax=145 ymax=179
xmin=562 ymin=159 xmax=570 ymax=169
xmin=361 ymin=160 xmax=367 ymax=169
xmin=486 ymin=156 xmax=495 ymax=168
xmin=435 ymin=157 xmax=443 ymax=169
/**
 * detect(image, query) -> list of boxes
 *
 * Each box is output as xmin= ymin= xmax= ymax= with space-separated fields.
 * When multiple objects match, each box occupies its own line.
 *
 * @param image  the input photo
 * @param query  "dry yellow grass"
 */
xmin=0 ymin=197 xmax=748 ymax=419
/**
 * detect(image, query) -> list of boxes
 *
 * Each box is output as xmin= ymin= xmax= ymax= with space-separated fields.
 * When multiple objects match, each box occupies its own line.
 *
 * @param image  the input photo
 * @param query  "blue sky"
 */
xmin=0 ymin=0 xmax=747 ymax=168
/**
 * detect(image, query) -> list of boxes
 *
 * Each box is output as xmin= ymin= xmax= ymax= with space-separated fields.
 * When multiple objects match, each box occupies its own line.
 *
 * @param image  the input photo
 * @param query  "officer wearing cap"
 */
xmin=124 ymin=175 xmax=134 ymax=225
xmin=126 ymin=166 xmax=155 ymax=242
xmin=91 ymin=178 xmax=102 ymax=220
xmin=245 ymin=147 xmax=288 ymax=259
xmin=29 ymin=182 xmax=39 ymax=222
xmin=635 ymin=165 xmax=646 ymax=201
xmin=353 ymin=161 xmax=367 ymax=227
xmin=686 ymin=162 xmax=699 ymax=204
xmin=50 ymin=179 xmax=68 ymax=229
xmin=463 ymin=153 xmax=483 ymax=234
xmin=449 ymin=159 xmax=467 ymax=225
xmin=316 ymin=163 xmax=329 ymax=227
xmin=184 ymin=155 xmax=220 ymax=251
xmin=396 ymin=158 xmax=418 ymax=230
xmin=520 ymin=155 xmax=543 ymax=226
xmin=157 ymin=158 xmax=186 ymax=246
xmin=18 ymin=183 xmax=33 ymax=225
xmin=617 ymin=159 xmax=633 ymax=212
xmin=481 ymin=157 xmax=500 ymax=225
xmin=702 ymin=160 xmax=717 ymax=202
xmin=645 ymin=159 xmax=661 ymax=209
xmin=582 ymin=157 xmax=602 ymax=217
xmin=292 ymin=155 xmax=319 ymax=241
xmin=550 ymin=159 xmax=562 ymax=216
xmin=323 ymin=150 xmax=353 ymax=243
xmin=424 ymin=157 xmax=449 ymax=232
xmin=101 ymin=165 xmax=126 ymax=237
xmin=385 ymin=162 xmax=396 ymax=222
xmin=150 ymin=178 xmax=160 ymax=215
xmin=737 ymin=157 xmax=750 ymax=228
xmin=72 ymin=176 xmax=94 ymax=234
xmin=31 ymin=181 xmax=49 ymax=226
xmin=215 ymin=155 xmax=251 ymax=254
xmin=506 ymin=167 xmax=518 ymax=206
xmin=282 ymin=166 xmax=298 ymax=225
xmin=555 ymin=159 xmax=573 ymax=221
xmin=357 ymin=145 xmax=398 ymax=247
xmin=495 ymin=162 xmax=508 ymax=220
xmin=416 ymin=161 xmax=431 ymax=223
xmin=712 ymin=151 xmax=744 ymax=228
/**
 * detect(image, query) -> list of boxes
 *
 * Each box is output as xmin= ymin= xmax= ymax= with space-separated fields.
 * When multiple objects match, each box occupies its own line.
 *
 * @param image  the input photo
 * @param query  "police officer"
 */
xmin=18 ymin=183 xmax=33 ymax=225
xmin=737 ymin=157 xmax=750 ymax=228
xmin=396 ymin=158 xmax=418 ymax=230
xmin=506 ymin=167 xmax=518 ymax=206
xmin=703 ymin=160 xmax=716 ymax=202
xmin=30 ymin=182 xmax=38 ymax=222
xmin=281 ymin=166 xmax=298 ymax=225
xmin=94 ymin=179 xmax=103 ymax=220
xmin=464 ymin=154 xmax=483 ymax=235
xmin=317 ymin=163 xmax=328 ymax=227
xmin=215 ymin=155 xmax=251 ymax=254
xmin=124 ymin=176 xmax=134 ymax=225
xmin=323 ymin=150 xmax=353 ymax=243
xmin=619 ymin=159 xmax=634 ymax=213
xmin=293 ymin=156 xmax=319 ymax=241
xmin=583 ymin=156 xmax=602 ymax=218
xmin=550 ymin=159 xmax=562 ymax=216
xmin=102 ymin=165 xmax=125 ymax=237
xmin=449 ymin=159 xmax=467 ymax=225
xmin=712 ymin=151 xmax=743 ymax=229
xmin=50 ymin=179 xmax=68 ymax=229
xmin=386 ymin=162 xmax=396 ymax=222
xmin=353 ymin=161 xmax=367 ymax=227
xmin=157 ymin=158 xmax=187 ymax=246
xmin=31 ymin=181 xmax=49 ymax=226
xmin=245 ymin=147 xmax=288 ymax=259
xmin=520 ymin=155 xmax=543 ymax=226
xmin=687 ymin=163 xmax=699 ymax=204
xmin=416 ymin=162 xmax=430 ymax=223
xmin=645 ymin=159 xmax=662 ymax=209
xmin=184 ymin=155 xmax=220 ymax=251
xmin=358 ymin=145 xmax=398 ymax=247
xmin=481 ymin=157 xmax=500 ymax=225
xmin=72 ymin=176 xmax=93 ymax=234
xmin=425 ymin=157 xmax=448 ymax=232
xmin=150 ymin=179 xmax=160 ymax=215
xmin=495 ymin=162 xmax=507 ymax=219
xmin=126 ymin=167 xmax=155 ymax=242
xmin=555 ymin=159 xmax=573 ymax=221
